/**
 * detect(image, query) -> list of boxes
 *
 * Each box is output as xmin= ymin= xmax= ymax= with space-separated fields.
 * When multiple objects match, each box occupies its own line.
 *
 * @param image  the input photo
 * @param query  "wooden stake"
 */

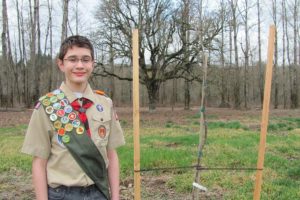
xmin=253 ymin=25 xmax=276 ymax=200
xmin=132 ymin=29 xmax=141 ymax=200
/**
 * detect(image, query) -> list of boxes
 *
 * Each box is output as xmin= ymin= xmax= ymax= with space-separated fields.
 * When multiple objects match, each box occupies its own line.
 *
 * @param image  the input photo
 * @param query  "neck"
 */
xmin=65 ymin=80 xmax=88 ymax=93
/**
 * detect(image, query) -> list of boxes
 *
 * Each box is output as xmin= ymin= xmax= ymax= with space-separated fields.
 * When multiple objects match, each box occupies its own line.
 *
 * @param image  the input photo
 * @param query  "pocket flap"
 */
xmin=92 ymin=113 xmax=111 ymax=122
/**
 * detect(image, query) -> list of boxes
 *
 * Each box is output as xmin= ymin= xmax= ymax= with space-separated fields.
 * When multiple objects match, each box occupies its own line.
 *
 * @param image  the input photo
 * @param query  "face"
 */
xmin=58 ymin=46 xmax=94 ymax=92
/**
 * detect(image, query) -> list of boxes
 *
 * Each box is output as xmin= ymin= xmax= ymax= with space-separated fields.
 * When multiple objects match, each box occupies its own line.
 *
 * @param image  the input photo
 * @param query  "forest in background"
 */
xmin=0 ymin=0 xmax=299 ymax=111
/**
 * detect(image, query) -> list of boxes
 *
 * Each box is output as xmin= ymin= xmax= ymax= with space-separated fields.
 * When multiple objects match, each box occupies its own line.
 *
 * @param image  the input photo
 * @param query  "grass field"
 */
xmin=0 ymin=108 xmax=299 ymax=199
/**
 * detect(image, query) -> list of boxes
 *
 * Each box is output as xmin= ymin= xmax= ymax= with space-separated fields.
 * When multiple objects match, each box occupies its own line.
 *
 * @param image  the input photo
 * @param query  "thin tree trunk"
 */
xmin=1 ymin=0 xmax=8 ymax=107
xmin=272 ymin=0 xmax=279 ymax=109
xmin=282 ymin=0 xmax=287 ymax=108
xmin=61 ymin=0 xmax=69 ymax=42
xmin=291 ymin=0 xmax=298 ymax=108
xmin=243 ymin=0 xmax=249 ymax=109
xmin=109 ymin=26 xmax=115 ymax=102
xmin=46 ymin=0 xmax=54 ymax=92
xmin=230 ymin=0 xmax=240 ymax=109
xmin=257 ymin=0 xmax=263 ymax=106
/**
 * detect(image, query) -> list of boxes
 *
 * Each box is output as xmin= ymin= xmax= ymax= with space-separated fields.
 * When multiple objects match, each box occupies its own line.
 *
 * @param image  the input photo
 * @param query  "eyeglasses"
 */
xmin=63 ymin=56 xmax=93 ymax=64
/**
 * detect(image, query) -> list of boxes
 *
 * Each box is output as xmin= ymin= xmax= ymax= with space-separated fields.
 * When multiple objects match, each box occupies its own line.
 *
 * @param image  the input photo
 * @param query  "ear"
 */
xmin=57 ymin=59 xmax=65 ymax=72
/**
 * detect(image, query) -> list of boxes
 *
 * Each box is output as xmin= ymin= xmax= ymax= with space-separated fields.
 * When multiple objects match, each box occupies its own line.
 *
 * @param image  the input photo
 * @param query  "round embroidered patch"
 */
xmin=50 ymin=96 xmax=58 ymax=103
xmin=54 ymin=120 xmax=62 ymax=129
xmin=39 ymin=95 xmax=47 ymax=101
xmin=68 ymin=112 xmax=76 ymax=121
xmin=65 ymin=123 xmax=73 ymax=132
xmin=53 ymin=89 xmax=61 ymax=95
xmin=76 ymin=126 xmax=85 ymax=134
xmin=56 ymin=109 xmax=65 ymax=117
xmin=57 ymin=93 xmax=65 ymax=100
xmin=61 ymin=116 xmax=69 ymax=124
xmin=50 ymin=114 xmax=58 ymax=121
xmin=53 ymin=102 xmax=61 ymax=110
xmin=58 ymin=128 xmax=65 ymax=136
xmin=46 ymin=93 xmax=54 ymax=97
xmin=42 ymin=99 xmax=51 ymax=106
xmin=62 ymin=135 xmax=70 ymax=143
xmin=72 ymin=120 xmax=80 ymax=128
xmin=45 ymin=106 xmax=54 ymax=114
xmin=98 ymin=125 xmax=106 ymax=138
xmin=64 ymin=105 xmax=73 ymax=114
xmin=96 ymin=104 xmax=104 ymax=112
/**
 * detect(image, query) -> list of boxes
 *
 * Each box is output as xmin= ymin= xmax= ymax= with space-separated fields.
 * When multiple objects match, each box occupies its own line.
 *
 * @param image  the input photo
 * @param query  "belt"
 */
xmin=50 ymin=184 xmax=98 ymax=193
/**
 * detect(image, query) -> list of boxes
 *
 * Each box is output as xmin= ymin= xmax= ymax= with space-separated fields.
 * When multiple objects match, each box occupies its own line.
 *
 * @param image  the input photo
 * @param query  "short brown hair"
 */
xmin=58 ymin=35 xmax=94 ymax=60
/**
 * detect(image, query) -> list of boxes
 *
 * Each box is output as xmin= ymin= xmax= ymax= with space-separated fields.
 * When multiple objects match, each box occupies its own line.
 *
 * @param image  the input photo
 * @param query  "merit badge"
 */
xmin=46 ymin=92 xmax=54 ymax=98
xmin=62 ymin=135 xmax=70 ymax=143
xmin=64 ymin=105 xmax=73 ymax=114
xmin=60 ymin=99 xmax=69 ymax=107
xmin=56 ymin=109 xmax=65 ymax=117
xmin=54 ymin=120 xmax=62 ymax=129
xmin=56 ymin=134 xmax=66 ymax=148
xmin=42 ymin=99 xmax=51 ymax=106
xmin=68 ymin=112 xmax=76 ymax=120
xmin=98 ymin=125 xmax=106 ymax=138
xmin=96 ymin=104 xmax=104 ymax=112
xmin=57 ymin=92 xmax=65 ymax=100
xmin=76 ymin=126 xmax=85 ymax=134
xmin=53 ymin=102 xmax=61 ymax=110
xmin=39 ymin=95 xmax=46 ymax=101
xmin=50 ymin=113 xmax=58 ymax=121
xmin=65 ymin=123 xmax=73 ymax=132
xmin=50 ymin=96 xmax=58 ymax=103
xmin=58 ymin=128 xmax=65 ymax=136
xmin=45 ymin=106 xmax=54 ymax=114
xmin=53 ymin=89 xmax=61 ymax=95
xmin=72 ymin=119 xmax=80 ymax=128
xmin=61 ymin=116 xmax=69 ymax=124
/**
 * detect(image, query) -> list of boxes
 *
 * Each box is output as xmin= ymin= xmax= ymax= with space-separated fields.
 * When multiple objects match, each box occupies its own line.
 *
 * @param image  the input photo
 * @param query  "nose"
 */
xmin=75 ymin=60 xmax=85 ymax=68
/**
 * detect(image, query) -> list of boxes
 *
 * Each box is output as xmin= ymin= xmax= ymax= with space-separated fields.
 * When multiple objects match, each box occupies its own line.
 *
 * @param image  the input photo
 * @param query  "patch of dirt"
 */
xmin=1 ymin=106 xmax=299 ymax=128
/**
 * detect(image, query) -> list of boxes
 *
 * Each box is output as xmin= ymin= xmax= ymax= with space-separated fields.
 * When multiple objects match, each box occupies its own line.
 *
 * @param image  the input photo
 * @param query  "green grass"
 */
xmin=1 ymin=116 xmax=300 ymax=199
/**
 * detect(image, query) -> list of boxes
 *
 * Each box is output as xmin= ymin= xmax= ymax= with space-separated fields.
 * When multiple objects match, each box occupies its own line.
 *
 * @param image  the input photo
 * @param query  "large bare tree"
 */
xmin=93 ymin=0 xmax=221 ymax=111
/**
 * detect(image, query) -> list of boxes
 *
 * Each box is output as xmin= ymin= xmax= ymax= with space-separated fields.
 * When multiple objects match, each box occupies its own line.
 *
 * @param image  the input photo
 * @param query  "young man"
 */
xmin=22 ymin=35 xmax=125 ymax=200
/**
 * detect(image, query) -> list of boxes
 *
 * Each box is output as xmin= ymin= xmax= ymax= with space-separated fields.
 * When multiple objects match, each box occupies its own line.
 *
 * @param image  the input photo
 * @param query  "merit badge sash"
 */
xmin=39 ymin=89 xmax=110 ymax=200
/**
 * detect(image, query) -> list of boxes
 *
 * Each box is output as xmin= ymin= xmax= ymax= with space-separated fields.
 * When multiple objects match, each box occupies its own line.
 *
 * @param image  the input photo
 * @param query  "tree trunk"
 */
xmin=184 ymin=80 xmax=190 ymax=110
xmin=257 ymin=0 xmax=263 ymax=106
xmin=109 ymin=26 xmax=115 ymax=102
xmin=291 ymin=0 xmax=298 ymax=108
xmin=219 ymin=0 xmax=229 ymax=108
xmin=1 ymin=0 xmax=8 ymax=107
xmin=272 ymin=0 xmax=279 ymax=109
xmin=46 ymin=0 xmax=54 ymax=92
xmin=146 ymin=81 xmax=160 ymax=111
xmin=182 ymin=0 xmax=191 ymax=110
xmin=282 ymin=0 xmax=287 ymax=108
xmin=61 ymin=0 xmax=69 ymax=42
xmin=243 ymin=0 xmax=249 ymax=109
xmin=231 ymin=0 xmax=240 ymax=109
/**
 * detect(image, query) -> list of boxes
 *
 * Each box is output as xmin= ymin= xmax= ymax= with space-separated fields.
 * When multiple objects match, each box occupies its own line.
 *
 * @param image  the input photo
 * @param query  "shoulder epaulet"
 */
xmin=94 ymin=90 xmax=106 ymax=96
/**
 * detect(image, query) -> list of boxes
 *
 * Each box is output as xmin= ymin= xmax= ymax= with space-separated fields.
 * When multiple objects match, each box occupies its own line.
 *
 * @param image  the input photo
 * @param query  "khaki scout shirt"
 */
xmin=21 ymin=82 xmax=125 ymax=188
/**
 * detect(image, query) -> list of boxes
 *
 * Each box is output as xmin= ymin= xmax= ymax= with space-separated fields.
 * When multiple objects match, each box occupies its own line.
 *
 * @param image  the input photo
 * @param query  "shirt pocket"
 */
xmin=91 ymin=113 xmax=111 ymax=147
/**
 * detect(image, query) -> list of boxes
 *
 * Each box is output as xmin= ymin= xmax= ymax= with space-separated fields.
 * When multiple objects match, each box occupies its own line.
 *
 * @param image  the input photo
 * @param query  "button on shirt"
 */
xmin=21 ymin=82 xmax=125 ymax=188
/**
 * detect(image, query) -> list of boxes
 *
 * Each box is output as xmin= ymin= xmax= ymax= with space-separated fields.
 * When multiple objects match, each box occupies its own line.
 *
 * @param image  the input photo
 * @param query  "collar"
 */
xmin=59 ymin=82 xmax=96 ymax=103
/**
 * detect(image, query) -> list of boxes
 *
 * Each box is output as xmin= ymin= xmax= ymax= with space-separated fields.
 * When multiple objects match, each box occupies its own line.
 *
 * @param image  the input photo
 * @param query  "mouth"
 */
xmin=73 ymin=72 xmax=86 ymax=77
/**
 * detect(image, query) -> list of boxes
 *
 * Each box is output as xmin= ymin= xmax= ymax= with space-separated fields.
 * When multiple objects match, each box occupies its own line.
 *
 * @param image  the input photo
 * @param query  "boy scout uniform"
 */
xmin=21 ymin=82 xmax=125 ymax=190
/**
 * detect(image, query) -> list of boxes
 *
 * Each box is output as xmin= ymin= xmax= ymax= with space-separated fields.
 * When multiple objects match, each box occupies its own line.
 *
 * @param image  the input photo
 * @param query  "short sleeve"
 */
xmin=21 ymin=105 xmax=52 ymax=159
xmin=107 ymin=107 xmax=125 ymax=149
